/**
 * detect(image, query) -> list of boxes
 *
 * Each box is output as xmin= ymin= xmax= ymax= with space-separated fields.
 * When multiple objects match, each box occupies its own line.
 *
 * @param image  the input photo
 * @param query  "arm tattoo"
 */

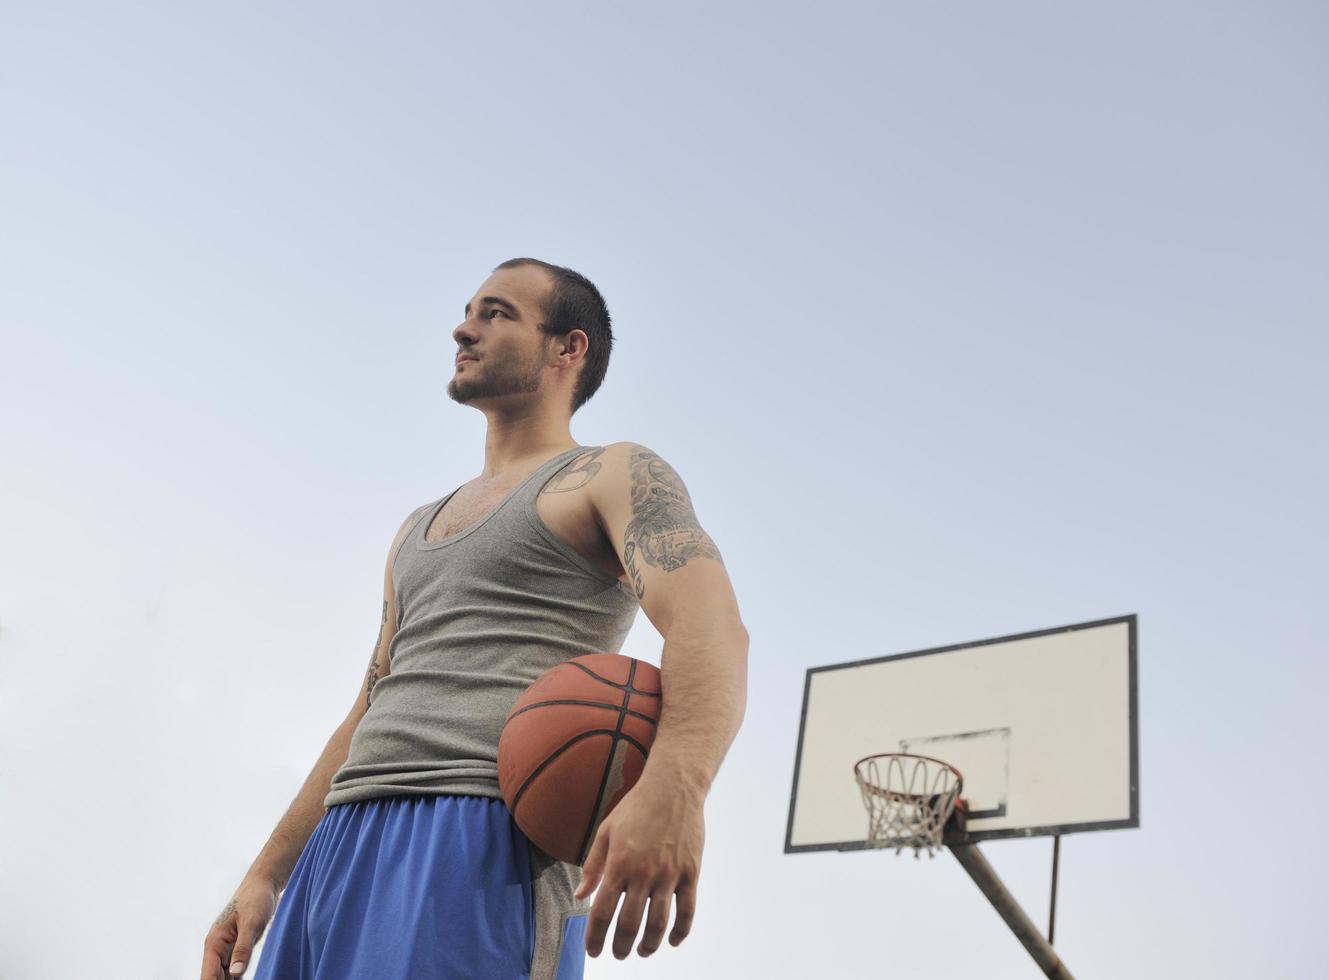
xmin=366 ymin=600 xmax=387 ymax=708
xmin=622 ymin=448 xmax=721 ymax=599
xmin=213 ymin=897 xmax=238 ymax=929
xmin=541 ymin=446 xmax=606 ymax=493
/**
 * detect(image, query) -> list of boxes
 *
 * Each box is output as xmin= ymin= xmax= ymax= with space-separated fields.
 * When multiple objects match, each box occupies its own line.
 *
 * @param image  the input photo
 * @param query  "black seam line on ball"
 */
xmin=566 ymin=659 xmax=662 ymax=698
xmin=577 ymin=658 xmax=638 ymax=865
xmin=510 ymin=726 xmax=651 ymax=813
xmin=508 ymin=698 xmax=658 ymax=726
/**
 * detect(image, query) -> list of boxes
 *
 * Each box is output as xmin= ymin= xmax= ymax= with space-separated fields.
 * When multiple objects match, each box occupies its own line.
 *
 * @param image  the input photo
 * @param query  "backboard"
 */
xmin=785 ymin=615 xmax=1138 ymax=850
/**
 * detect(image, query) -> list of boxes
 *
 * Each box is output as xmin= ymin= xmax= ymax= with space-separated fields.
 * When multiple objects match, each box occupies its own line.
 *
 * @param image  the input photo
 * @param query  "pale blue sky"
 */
xmin=1 ymin=3 xmax=1324 ymax=977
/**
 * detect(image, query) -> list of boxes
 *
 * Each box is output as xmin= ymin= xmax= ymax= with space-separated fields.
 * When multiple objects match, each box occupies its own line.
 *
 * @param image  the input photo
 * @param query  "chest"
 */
xmin=422 ymin=466 xmax=627 ymax=584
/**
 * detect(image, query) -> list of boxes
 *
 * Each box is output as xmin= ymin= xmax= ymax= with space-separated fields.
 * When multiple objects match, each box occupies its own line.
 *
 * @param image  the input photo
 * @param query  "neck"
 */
xmin=477 ymin=405 xmax=579 ymax=479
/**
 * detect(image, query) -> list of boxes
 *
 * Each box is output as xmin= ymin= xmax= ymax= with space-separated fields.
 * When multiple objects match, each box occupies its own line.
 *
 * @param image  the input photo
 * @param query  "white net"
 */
xmin=853 ymin=753 xmax=963 ymax=858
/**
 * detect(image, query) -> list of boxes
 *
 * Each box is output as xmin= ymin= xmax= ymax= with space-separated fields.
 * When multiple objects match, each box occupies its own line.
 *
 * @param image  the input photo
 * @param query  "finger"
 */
xmin=200 ymin=943 xmax=225 ymax=980
xmin=201 ymin=925 xmax=236 ymax=980
xmin=202 ymin=943 xmax=237 ymax=980
xmin=574 ymin=829 xmax=610 ymax=902
xmin=636 ymin=887 xmax=674 ymax=957
xmin=669 ymin=881 xmax=697 ymax=947
xmin=227 ymin=914 xmax=266 ymax=977
xmin=583 ymin=879 xmax=623 ymax=958
xmin=611 ymin=884 xmax=651 ymax=960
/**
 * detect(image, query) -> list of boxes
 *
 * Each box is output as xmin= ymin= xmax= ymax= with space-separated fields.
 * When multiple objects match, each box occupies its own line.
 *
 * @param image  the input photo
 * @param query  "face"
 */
xmin=447 ymin=265 xmax=559 ymax=408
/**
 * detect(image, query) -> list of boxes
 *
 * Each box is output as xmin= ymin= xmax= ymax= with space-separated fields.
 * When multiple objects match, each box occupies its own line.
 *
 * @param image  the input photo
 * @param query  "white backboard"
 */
xmin=785 ymin=615 xmax=1139 ymax=850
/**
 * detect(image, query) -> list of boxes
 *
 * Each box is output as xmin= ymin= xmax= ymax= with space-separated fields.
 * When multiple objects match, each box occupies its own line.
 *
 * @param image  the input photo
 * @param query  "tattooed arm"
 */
xmin=588 ymin=441 xmax=749 ymax=790
xmin=576 ymin=442 xmax=748 ymax=958
xmin=592 ymin=444 xmax=740 ymax=629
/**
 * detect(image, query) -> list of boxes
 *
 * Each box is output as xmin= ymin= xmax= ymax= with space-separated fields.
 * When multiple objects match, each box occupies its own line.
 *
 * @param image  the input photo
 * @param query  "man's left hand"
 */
xmin=573 ymin=773 xmax=705 ymax=959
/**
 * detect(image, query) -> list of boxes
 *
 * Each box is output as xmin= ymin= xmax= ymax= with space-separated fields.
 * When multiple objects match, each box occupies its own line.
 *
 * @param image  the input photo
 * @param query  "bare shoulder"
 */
xmin=538 ymin=441 xmax=672 ymax=496
xmin=602 ymin=441 xmax=704 ymax=503
xmin=585 ymin=442 xmax=735 ymax=630
xmin=592 ymin=442 xmax=721 ymax=556
xmin=544 ymin=442 xmax=671 ymax=494
xmin=542 ymin=442 xmax=709 ymax=522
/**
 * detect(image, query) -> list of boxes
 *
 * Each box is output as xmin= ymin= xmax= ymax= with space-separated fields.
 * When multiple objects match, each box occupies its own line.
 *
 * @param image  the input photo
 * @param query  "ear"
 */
xmin=553 ymin=328 xmax=590 ymax=365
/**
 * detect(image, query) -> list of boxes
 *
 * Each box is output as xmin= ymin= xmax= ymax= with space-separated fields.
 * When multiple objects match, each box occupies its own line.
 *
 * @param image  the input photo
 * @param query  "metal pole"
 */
xmin=1049 ymin=835 xmax=1061 ymax=945
xmin=949 ymin=842 xmax=1075 ymax=980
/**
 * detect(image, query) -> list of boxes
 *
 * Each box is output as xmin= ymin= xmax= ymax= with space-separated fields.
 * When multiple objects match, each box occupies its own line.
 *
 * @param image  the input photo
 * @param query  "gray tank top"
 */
xmin=325 ymin=445 xmax=640 ymax=808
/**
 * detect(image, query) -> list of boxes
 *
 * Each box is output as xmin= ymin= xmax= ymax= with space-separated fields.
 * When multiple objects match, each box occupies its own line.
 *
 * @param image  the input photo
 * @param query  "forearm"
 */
xmin=243 ymin=717 xmax=357 ymax=891
xmin=639 ymin=617 xmax=748 ymax=800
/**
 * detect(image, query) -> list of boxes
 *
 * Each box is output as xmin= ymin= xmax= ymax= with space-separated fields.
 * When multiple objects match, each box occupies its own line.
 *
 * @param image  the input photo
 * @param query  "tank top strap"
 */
xmin=409 ymin=445 xmax=598 ymax=552
xmin=511 ymin=445 xmax=601 ymax=508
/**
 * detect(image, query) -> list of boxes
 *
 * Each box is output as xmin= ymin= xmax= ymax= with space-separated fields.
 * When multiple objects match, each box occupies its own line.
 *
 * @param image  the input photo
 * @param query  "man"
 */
xmin=200 ymin=257 xmax=749 ymax=979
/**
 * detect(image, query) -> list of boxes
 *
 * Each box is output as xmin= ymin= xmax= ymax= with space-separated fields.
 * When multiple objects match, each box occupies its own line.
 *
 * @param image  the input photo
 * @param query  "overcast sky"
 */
xmin=1 ymin=3 xmax=1325 ymax=978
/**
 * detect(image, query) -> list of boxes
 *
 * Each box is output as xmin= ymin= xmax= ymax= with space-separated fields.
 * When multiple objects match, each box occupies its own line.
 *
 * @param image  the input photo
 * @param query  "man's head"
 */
xmin=447 ymin=258 xmax=614 ymax=417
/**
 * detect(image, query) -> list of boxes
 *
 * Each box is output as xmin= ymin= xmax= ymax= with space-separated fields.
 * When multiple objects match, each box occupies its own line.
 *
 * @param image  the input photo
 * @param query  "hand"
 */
xmin=573 ymin=774 xmax=704 ymax=959
xmin=200 ymin=876 xmax=278 ymax=979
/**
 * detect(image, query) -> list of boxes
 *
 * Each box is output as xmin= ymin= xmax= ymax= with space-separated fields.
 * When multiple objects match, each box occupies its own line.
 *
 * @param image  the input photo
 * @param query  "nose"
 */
xmin=453 ymin=319 xmax=479 ymax=349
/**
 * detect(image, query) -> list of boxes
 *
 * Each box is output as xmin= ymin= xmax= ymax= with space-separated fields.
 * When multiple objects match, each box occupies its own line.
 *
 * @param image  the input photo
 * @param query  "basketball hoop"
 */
xmin=853 ymin=753 xmax=964 ymax=858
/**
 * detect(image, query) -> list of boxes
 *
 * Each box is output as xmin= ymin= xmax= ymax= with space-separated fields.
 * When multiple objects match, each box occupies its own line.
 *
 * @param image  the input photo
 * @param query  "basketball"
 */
xmin=498 ymin=652 xmax=662 ymax=865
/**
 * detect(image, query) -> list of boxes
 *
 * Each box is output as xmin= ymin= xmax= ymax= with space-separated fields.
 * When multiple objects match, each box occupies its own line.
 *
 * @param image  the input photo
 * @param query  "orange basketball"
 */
xmin=498 ymin=652 xmax=662 ymax=865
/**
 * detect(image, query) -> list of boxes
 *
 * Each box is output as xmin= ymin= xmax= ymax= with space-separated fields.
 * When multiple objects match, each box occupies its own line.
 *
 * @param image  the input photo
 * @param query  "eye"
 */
xmin=486 ymin=309 xmax=506 ymax=319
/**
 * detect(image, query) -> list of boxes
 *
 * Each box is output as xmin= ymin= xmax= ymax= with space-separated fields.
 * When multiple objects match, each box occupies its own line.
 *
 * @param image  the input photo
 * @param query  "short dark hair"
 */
xmin=493 ymin=257 xmax=614 ymax=415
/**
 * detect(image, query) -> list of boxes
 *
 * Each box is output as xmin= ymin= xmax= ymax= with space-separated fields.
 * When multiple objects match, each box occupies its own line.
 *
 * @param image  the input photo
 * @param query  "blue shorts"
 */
xmin=253 ymin=794 xmax=589 ymax=980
